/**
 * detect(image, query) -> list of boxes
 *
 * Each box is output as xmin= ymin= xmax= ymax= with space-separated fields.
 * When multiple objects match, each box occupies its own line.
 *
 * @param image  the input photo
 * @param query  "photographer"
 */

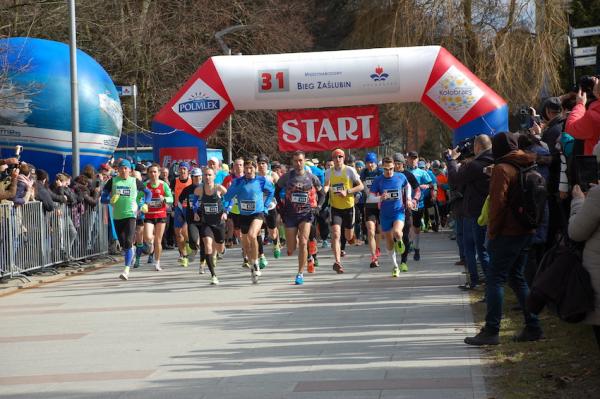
xmin=565 ymin=76 xmax=600 ymax=155
xmin=0 ymin=163 xmax=19 ymax=201
xmin=446 ymin=134 xmax=493 ymax=290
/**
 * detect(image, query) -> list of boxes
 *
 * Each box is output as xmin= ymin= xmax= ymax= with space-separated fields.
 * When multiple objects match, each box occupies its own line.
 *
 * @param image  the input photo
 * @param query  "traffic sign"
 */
xmin=574 ymin=56 xmax=596 ymax=67
xmin=573 ymin=46 xmax=597 ymax=57
xmin=572 ymin=26 xmax=600 ymax=38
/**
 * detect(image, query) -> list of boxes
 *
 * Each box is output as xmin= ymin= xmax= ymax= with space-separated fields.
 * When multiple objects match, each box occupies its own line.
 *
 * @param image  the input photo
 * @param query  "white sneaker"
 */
xmin=253 ymin=264 xmax=262 ymax=277
xmin=154 ymin=261 xmax=162 ymax=271
xmin=210 ymin=276 xmax=219 ymax=285
xmin=251 ymin=270 xmax=259 ymax=284
xmin=119 ymin=270 xmax=129 ymax=280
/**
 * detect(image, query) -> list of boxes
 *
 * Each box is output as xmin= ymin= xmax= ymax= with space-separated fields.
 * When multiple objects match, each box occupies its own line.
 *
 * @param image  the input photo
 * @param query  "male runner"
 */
xmin=143 ymin=163 xmax=173 ymax=271
xmin=257 ymin=154 xmax=281 ymax=262
xmin=276 ymin=151 xmax=324 ymax=285
xmin=180 ymin=168 xmax=203 ymax=270
xmin=324 ymin=148 xmax=364 ymax=274
xmin=172 ymin=162 xmax=193 ymax=265
xmin=393 ymin=153 xmax=420 ymax=272
xmin=102 ymin=160 xmax=151 ymax=280
xmin=370 ymin=157 xmax=411 ymax=276
xmin=406 ymin=151 xmax=433 ymax=261
xmin=360 ymin=152 xmax=383 ymax=268
xmin=223 ymin=159 xmax=274 ymax=283
xmin=193 ymin=167 xmax=227 ymax=285
xmin=223 ymin=158 xmax=244 ymax=249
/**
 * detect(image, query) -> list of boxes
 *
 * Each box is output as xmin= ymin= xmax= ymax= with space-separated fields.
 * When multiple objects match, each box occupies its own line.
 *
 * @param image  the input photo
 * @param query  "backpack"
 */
xmin=504 ymin=160 xmax=547 ymax=229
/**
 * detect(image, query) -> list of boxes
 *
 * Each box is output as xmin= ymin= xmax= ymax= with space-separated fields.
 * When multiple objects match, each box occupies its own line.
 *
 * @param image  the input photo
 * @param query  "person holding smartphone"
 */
xmin=565 ymin=76 xmax=600 ymax=155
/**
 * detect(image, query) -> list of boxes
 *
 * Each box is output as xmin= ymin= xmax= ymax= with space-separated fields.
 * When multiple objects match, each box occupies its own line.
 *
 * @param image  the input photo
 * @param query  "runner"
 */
xmin=143 ymin=163 xmax=173 ymax=271
xmin=192 ymin=167 xmax=227 ymax=285
xmin=102 ymin=159 xmax=151 ymax=281
xmin=370 ymin=157 xmax=412 ymax=277
xmin=180 ymin=168 xmax=203 ymax=270
xmin=393 ymin=153 xmax=420 ymax=273
xmin=324 ymin=148 xmax=364 ymax=274
xmin=223 ymin=158 xmax=244 ymax=250
xmin=223 ymin=159 xmax=275 ymax=284
xmin=172 ymin=162 xmax=193 ymax=266
xmin=257 ymin=154 xmax=281 ymax=263
xmin=276 ymin=150 xmax=324 ymax=285
xmin=360 ymin=152 xmax=383 ymax=268
xmin=406 ymin=151 xmax=433 ymax=261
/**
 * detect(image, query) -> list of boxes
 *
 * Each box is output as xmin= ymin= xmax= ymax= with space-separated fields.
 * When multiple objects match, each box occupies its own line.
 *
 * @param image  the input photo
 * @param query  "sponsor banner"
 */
xmin=277 ymin=106 xmax=379 ymax=152
xmin=159 ymin=146 xmax=199 ymax=168
xmin=255 ymin=55 xmax=400 ymax=100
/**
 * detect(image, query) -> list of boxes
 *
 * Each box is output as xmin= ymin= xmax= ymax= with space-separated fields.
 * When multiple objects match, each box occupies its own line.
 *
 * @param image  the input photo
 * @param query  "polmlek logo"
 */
xmin=178 ymin=92 xmax=220 ymax=113
xmin=370 ymin=66 xmax=389 ymax=81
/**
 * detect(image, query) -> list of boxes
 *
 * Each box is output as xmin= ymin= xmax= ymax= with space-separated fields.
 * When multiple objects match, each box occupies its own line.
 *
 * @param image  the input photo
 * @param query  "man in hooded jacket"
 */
xmin=464 ymin=132 xmax=544 ymax=346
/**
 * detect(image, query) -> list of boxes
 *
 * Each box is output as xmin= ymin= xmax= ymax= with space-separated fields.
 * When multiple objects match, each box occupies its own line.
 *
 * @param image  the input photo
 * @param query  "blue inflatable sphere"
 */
xmin=0 ymin=37 xmax=121 ymax=177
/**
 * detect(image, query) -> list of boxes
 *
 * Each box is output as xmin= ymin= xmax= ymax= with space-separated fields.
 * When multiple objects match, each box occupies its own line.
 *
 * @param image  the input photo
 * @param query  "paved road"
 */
xmin=1 ymin=232 xmax=487 ymax=399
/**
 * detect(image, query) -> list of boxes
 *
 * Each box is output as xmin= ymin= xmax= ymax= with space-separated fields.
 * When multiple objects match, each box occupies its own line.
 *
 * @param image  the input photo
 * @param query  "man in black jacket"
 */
xmin=447 ymin=134 xmax=493 ymax=290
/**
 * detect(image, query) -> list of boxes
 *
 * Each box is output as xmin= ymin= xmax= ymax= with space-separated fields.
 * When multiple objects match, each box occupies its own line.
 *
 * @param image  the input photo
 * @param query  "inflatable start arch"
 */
xmin=154 ymin=46 xmax=508 ymax=147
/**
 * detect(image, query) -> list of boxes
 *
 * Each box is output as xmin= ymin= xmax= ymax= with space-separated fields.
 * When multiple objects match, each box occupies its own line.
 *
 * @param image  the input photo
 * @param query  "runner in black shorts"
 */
xmin=276 ymin=150 xmax=324 ymax=285
xmin=360 ymin=152 xmax=383 ymax=268
xmin=393 ymin=153 xmax=420 ymax=270
xmin=193 ymin=167 xmax=227 ymax=285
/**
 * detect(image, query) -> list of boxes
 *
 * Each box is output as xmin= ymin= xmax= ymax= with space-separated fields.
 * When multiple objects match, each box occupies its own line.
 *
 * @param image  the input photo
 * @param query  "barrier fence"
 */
xmin=0 ymin=201 xmax=110 ymax=280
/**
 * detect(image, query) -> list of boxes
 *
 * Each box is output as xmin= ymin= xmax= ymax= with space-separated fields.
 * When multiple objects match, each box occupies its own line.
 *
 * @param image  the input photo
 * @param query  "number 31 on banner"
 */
xmin=257 ymin=69 xmax=289 ymax=93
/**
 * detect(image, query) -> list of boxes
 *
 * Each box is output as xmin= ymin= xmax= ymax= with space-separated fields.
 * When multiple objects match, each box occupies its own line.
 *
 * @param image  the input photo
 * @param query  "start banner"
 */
xmin=277 ymin=105 xmax=379 ymax=152
xmin=159 ymin=146 xmax=199 ymax=168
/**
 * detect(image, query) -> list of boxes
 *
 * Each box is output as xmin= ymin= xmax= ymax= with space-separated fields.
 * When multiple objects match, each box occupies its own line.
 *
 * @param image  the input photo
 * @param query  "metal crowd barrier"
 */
xmin=0 ymin=201 xmax=109 ymax=280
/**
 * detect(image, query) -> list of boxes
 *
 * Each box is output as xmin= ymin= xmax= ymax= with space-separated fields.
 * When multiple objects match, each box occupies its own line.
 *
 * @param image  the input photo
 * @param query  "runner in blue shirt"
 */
xmin=223 ymin=159 xmax=274 ymax=283
xmin=370 ymin=157 xmax=412 ymax=277
xmin=407 ymin=151 xmax=433 ymax=261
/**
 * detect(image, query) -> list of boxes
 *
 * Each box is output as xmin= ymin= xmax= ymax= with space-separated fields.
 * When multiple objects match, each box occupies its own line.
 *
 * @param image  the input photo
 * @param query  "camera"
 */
xmin=518 ymin=106 xmax=540 ymax=129
xmin=455 ymin=137 xmax=475 ymax=158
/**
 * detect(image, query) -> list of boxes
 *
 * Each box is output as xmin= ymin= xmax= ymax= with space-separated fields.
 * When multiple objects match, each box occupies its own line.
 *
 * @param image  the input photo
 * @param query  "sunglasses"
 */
xmin=335 ymin=155 xmax=344 ymax=159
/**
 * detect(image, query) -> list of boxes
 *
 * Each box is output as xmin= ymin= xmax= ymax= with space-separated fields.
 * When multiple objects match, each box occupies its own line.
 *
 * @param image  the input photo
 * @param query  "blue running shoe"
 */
xmin=295 ymin=273 xmax=304 ymax=285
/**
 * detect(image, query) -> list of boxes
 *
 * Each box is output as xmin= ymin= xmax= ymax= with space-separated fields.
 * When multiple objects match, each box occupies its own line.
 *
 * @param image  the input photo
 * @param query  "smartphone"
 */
xmin=574 ymin=155 xmax=599 ymax=192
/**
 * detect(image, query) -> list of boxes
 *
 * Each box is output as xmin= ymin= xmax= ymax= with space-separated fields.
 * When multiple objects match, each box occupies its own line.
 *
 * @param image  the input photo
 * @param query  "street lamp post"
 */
xmin=215 ymin=25 xmax=256 ymax=166
xmin=68 ymin=0 xmax=80 ymax=176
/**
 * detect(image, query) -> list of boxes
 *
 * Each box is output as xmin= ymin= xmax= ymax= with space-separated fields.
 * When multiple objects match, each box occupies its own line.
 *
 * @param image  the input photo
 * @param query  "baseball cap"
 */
xmin=365 ymin=152 xmax=378 ymax=164
xmin=208 ymin=156 xmax=220 ymax=165
xmin=179 ymin=161 xmax=190 ymax=169
xmin=355 ymin=160 xmax=365 ymax=169
xmin=191 ymin=167 xmax=202 ymax=177
xmin=257 ymin=154 xmax=269 ymax=163
xmin=418 ymin=160 xmax=426 ymax=169
xmin=331 ymin=149 xmax=345 ymax=158
xmin=118 ymin=160 xmax=132 ymax=169
xmin=271 ymin=161 xmax=281 ymax=170
xmin=393 ymin=153 xmax=405 ymax=163
xmin=407 ymin=151 xmax=419 ymax=158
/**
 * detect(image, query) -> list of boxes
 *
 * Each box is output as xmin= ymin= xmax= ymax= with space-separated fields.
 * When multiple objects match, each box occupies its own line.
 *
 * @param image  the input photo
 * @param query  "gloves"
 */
xmin=140 ymin=204 xmax=149 ymax=214
xmin=110 ymin=194 xmax=120 ymax=204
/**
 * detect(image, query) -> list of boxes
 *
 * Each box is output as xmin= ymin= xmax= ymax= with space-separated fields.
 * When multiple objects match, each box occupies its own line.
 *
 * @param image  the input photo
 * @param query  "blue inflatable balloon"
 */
xmin=0 ymin=37 xmax=121 ymax=177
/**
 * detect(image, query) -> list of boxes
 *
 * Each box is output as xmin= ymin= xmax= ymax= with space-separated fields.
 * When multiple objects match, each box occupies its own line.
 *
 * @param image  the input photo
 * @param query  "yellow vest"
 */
xmin=329 ymin=166 xmax=354 ymax=210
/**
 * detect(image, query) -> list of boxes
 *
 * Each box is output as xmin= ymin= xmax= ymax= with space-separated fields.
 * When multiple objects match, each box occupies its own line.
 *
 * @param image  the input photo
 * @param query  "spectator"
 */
xmin=447 ymin=134 xmax=493 ymax=290
xmin=12 ymin=163 xmax=35 ymax=206
xmin=72 ymin=175 xmax=99 ymax=208
xmin=565 ymin=77 xmax=600 ymax=155
xmin=465 ymin=132 xmax=543 ymax=346
xmin=0 ymin=166 xmax=19 ymax=202
xmin=568 ymin=182 xmax=600 ymax=349
xmin=34 ymin=169 xmax=60 ymax=213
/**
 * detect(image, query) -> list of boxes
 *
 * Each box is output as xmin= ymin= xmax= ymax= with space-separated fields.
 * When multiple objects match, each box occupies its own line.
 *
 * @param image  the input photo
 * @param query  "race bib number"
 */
xmin=365 ymin=178 xmax=374 ymax=189
xmin=384 ymin=189 xmax=400 ymax=200
xmin=204 ymin=203 xmax=219 ymax=214
xmin=332 ymin=183 xmax=345 ymax=193
xmin=240 ymin=200 xmax=256 ymax=212
xmin=115 ymin=187 xmax=131 ymax=196
xmin=149 ymin=199 xmax=163 ymax=208
xmin=291 ymin=192 xmax=308 ymax=204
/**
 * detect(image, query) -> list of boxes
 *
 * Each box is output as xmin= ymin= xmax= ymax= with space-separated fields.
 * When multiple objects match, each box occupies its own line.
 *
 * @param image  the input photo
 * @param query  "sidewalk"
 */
xmin=0 ymin=231 xmax=487 ymax=399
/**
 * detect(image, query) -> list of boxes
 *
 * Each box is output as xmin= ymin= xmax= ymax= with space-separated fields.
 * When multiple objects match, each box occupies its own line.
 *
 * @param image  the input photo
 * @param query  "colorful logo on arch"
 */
xmin=426 ymin=65 xmax=484 ymax=122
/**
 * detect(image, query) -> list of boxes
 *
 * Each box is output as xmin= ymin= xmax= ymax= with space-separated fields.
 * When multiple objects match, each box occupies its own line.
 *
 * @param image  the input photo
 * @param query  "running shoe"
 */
xmin=253 ymin=264 xmax=262 ymax=277
xmin=199 ymin=264 xmax=205 ymax=274
xmin=258 ymin=255 xmax=268 ymax=270
xmin=340 ymin=250 xmax=346 ymax=257
xmin=295 ymin=273 xmax=304 ymax=285
xmin=273 ymin=244 xmax=281 ymax=259
xmin=242 ymin=257 xmax=250 ymax=269
xmin=147 ymin=253 xmax=154 ymax=264
xmin=133 ymin=257 xmax=141 ymax=269
xmin=333 ymin=262 xmax=344 ymax=274
xmin=321 ymin=239 xmax=330 ymax=248
xmin=154 ymin=261 xmax=162 ymax=271
xmin=414 ymin=249 xmax=421 ymax=261
xmin=119 ymin=269 xmax=129 ymax=280
xmin=307 ymin=258 xmax=315 ymax=273
xmin=400 ymin=262 xmax=408 ymax=272
xmin=369 ymin=256 xmax=379 ymax=269
xmin=251 ymin=268 xmax=259 ymax=284
xmin=392 ymin=266 xmax=400 ymax=277
xmin=394 ymin=240 xmax=405 ymax=256
xmin=210 ymin=276 xmax=220 ymax=285
xmin=181 ymin=257 xmax=189 ymax=268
